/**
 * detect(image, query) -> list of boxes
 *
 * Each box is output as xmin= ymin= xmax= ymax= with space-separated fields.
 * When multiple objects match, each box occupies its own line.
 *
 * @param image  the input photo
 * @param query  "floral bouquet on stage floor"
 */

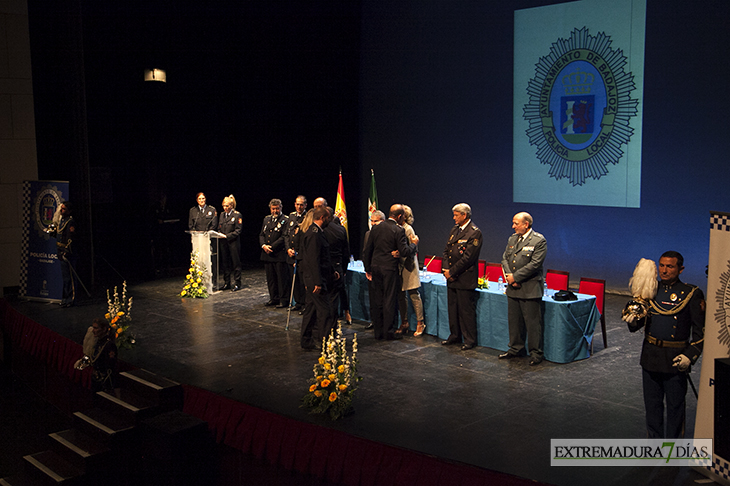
xmin=302 ymin=324 xmax=361 ymax=420
xmin=107 ymin=281 xmax=135 ymax=350
xmin=181 ymin=251 xmax=208 ymax=299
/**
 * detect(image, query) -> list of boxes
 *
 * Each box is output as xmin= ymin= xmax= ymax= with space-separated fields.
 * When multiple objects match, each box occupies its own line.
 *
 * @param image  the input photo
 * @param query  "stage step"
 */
xmin=119 ymin=369 xmax=183 ymax=410
xmin=95 ymin=388 xmax=158 ymax=423
xmin=22 ymin=451 xmax=81 ymax=485
xmin=72 ymin=408 xmax=136 ymax=444
xmin=0 ymin=475 xmax=37 ymax=486
xmin=48 ymin=429 xmax=110 ymax=474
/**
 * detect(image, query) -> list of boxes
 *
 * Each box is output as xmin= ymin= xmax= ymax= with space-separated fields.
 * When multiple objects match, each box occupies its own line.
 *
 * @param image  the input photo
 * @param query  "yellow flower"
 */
xmin=181 ymin=291 xmax=186 ymax=296
xmin=196 ymin=278 xmax=201 ymax=283
xmin=338 ymin=384 xmax=347 ymax=391
xmin=337 ymin=365 xmax=345 ymax=374
xmin=328 ymin=374 xmax=336 ymax=381
xmin=328 ymin=392 xmax=337 ymax=402
xmin=189 ymin=268 xmax=194 ymax=273
xmin=187 ymin=275 xmax=192 ymax=280
xmin=314 ymin=391 xmax=322 ymax=397
xmin=316 ymin=375 xmax=323 ymax=382
xmin=192 ymin=283 xmax=198 ymax=288
xmin=320 ymin=379 xmax=331 ymax=387
xmin=318 ymin=357 xmax=325 ymax=365
xmin=117 ymin=312 xmax=124 ymax=317
xmin=323 ymin=363 xmax=331 ymax=370
xmin=309 ymin=384 xmax=317 ymax=392
xmin=105 ymin=313 xmax=111 ymax=320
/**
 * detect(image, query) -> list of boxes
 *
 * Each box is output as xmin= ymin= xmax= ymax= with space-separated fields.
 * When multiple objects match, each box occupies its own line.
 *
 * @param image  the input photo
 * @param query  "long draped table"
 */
xmin=347 ymin=261 xmax=600 ymax=363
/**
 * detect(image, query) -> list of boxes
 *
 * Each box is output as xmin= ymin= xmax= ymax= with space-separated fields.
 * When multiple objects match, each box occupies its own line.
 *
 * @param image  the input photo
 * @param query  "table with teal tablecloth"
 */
xmin=347 ymin=261 xmax=600 ymax=363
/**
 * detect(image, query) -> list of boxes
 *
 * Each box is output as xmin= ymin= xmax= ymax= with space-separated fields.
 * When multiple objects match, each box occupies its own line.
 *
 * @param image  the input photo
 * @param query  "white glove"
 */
xmin=672 ymin=354 xmax=691 ymax=372
xmin=621 ymin=313 xmax=637 ymax=324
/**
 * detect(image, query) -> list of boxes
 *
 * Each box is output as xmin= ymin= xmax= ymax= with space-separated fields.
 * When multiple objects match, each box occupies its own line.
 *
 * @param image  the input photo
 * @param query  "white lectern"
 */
xmin=187 ymin=231 xmax=222 ymax=294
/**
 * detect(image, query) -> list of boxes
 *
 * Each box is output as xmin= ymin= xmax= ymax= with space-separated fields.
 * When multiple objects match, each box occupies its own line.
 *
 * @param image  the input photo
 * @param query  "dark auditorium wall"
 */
xmin=358 ymin=0 xmax=729 ymax=293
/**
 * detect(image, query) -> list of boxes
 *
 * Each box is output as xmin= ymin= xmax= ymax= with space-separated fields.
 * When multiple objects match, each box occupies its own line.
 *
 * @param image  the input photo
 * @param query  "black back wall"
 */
xmin=28 ymin=0 xmax=729 ymax=291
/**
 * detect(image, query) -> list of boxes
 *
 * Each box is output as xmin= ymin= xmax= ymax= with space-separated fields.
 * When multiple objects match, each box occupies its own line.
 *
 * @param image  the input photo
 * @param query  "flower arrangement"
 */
xmin=478 ymin=277 xmax=490 ymax=289
xmin=106 ymin=281 xmax=135 ymax=350
xmin=302 ymin=324 xmax=361 ymax=420
xmin=181 ymin=251 xmax=208 ymax=298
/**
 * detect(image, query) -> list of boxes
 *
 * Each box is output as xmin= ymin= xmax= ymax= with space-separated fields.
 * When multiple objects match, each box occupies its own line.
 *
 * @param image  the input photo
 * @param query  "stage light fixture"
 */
xmin=144 ymin=69 xmax=167 ymax=82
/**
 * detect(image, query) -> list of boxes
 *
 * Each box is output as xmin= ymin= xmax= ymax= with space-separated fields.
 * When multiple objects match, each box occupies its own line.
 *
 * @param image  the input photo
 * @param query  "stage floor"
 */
xmin=4 ymin=269 xmax=709 ymax=486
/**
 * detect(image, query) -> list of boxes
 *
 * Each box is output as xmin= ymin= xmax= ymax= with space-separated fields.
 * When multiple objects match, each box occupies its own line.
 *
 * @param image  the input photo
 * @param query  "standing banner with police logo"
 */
xmin=693 ymin=211 xmax=730 ymax=485
xmin=19 ymin=181 xmax=69 ymax=302
xmin=513 ymin=0 xmax=646 ymax=207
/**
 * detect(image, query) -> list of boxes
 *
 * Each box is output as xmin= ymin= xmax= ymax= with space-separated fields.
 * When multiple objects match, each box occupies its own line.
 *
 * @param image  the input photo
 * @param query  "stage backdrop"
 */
xmin=513 ymin=0 xmax=646 ymax=207
xmin=19 ymin=181 xmax=69 ymax=302
xmin=694 ymin=211 xmax=730 ymax=485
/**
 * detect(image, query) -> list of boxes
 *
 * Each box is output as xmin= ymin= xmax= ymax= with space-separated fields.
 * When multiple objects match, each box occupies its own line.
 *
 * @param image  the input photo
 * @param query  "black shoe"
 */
xmin=231 ymin=286 xmax=240 ymax=292
xmin=498 ymin=352 xmax=518 ymax=359
xmin=292 ymin=304 xmax=304 ymax=311
xmin=386 ymin=333 xmax=403 ymax=340
xmin=220 ymin=283 xmax=231 ymax=291
xmin=529 ymin=357 xmax=544 ymax=366
xmin=461 ymin=344 xmax=475 ymax=351
xmin=276 ymin=303 xmax=288 ymax=309
xmin=441 ymin=339 xmax=459 ymax=345
xmin=298 ymin=310 xmax=305 ymax=315
xmin=264 ymin=300 xmax=277 ymax=307
xmin=364 ymin=323 xmax=374 ymax=330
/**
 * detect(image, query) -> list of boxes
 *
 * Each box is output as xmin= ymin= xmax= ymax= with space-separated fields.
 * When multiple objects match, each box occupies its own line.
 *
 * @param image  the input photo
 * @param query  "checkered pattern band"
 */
xmin=702 ymin=455 xmax=730 ymax=484
xmin=710 ymin=213 xmax=730 ymax=231
xmin=19 ymin=181 xmax=31 ymax=296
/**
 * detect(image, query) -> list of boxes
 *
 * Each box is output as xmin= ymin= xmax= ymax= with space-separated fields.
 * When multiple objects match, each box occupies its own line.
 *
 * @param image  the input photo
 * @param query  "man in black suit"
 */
xmin=499 ymin=212 xmax=548 ymax=365
xmin=361 ymin=210 xmax=385 ymax=330
xmin=362 ymin=204 xmax=418 ymax=340
xmin=218 ymin=195 xmax=243 ymax=291
xmin=259 ymin=198 xmax=289 ymax=307
xmin=324 ymin=207 xmax=350 ymax=322
xmin=441 ymin=203 xmax=483 ymax=350
xmin=300 ymin=207 xmax=338 ymax=350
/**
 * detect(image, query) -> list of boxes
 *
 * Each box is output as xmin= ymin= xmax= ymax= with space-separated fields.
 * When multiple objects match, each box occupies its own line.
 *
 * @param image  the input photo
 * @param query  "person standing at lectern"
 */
xmin=188 ymin=192 xmax=218 ymax=231
xmin=218 ymin=195 xmax=243 ymax=291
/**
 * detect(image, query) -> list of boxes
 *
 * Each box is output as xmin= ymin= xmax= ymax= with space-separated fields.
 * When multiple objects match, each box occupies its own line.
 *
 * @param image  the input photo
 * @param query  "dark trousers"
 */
xmin=446 ymin=287 xmax=477 ymax=346
xmin=59 ymin=255 xmax=75 ymax=305
xmin=642 ymin=368 xmax=688 ymax=438
xmin=220 ymin=240 xmax=241 ymax=287
xmin=301 ymin=288 xmax=335 ymax=349
xmin=369 ymin=266 xmax=400 ymax=340
xmin=507 ymin=297 xmax=544 ymax=358
xmin=265 ymin=261 xmax=288 ymax=304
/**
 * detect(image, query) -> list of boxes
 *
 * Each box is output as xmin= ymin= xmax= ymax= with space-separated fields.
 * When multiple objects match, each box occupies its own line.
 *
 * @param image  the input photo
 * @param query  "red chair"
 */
xmin=478 ymin=260 xmax=486 ymax=279
xmin=578 ymin=277 xmax=607 ymax=352
xmin=423 ymin=255 xmax=442 ymax=273
xmin=484 ymin=262 xmax=504 ymax=282
xmin=546 ymin=269 xmax=570 ymax=291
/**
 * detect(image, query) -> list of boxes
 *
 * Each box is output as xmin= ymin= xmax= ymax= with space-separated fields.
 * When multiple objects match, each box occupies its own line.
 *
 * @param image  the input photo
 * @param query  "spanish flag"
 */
xmin=335 ymin=171 xmax=348 ymax=238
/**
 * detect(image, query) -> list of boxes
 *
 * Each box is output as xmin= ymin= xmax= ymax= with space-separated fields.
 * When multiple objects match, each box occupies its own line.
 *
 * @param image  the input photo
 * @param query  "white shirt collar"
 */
xmin=459 ymin=219 xmax=471 ymax=231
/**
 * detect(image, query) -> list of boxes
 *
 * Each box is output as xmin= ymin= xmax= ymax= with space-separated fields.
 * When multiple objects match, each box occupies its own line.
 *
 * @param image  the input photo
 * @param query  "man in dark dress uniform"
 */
xmin=500 ymin=212 xmax=548 ymax=365
xmin=49 ymin=202 xmax=76 ymax=307
xmin=300 ymin=207 xmax=338 ymax=350
xmin=218 ymin=195 xmax=243 ymax=291
xmin=362 ymin=204 xmax=418 ymax=340
xmin=441 ymin=203 xmax=483 ymax=350
xmin=624 ymin=251 xmax=705 ymax=438
xmin=259 ymin=198 xmax=289 ymax=307
xmin=285 ymin=195 xmax=308 ymax=311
